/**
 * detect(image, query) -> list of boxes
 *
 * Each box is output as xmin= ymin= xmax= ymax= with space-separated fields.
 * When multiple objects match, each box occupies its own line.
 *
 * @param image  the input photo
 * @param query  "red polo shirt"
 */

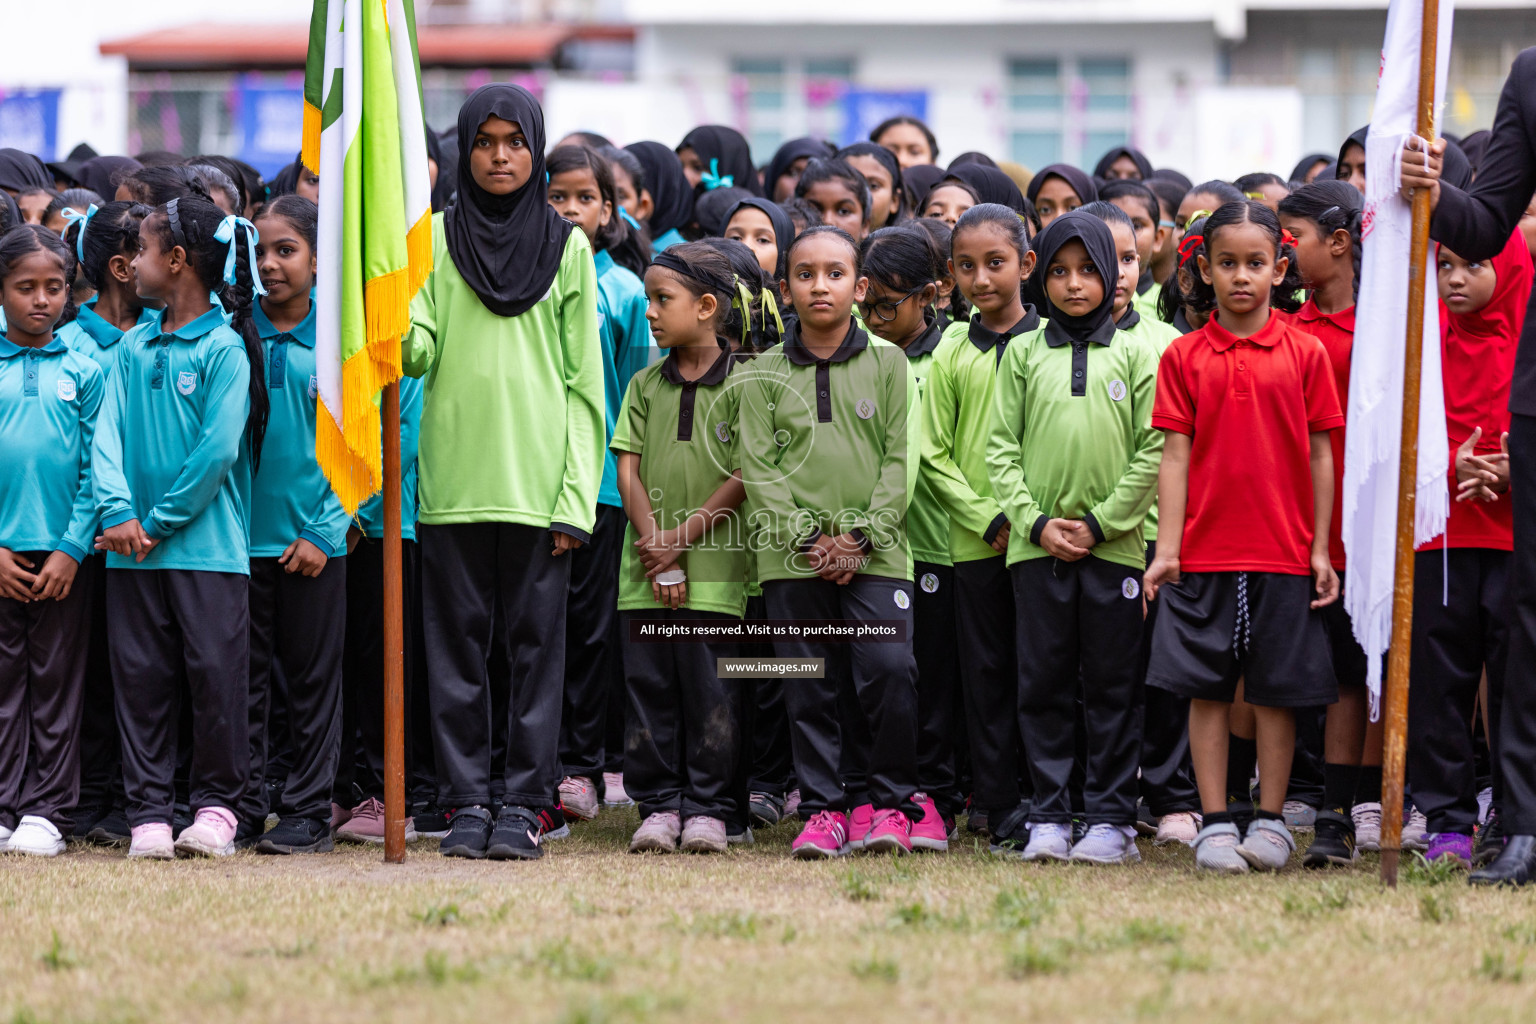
xmin=1285 ymin=301 xmax=1355 ymax=570
xmin=1153 ymin=310 xmax=1344 ymax=574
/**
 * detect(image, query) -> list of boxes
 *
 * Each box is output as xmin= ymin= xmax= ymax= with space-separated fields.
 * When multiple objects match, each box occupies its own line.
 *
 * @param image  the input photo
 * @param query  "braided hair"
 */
xmin=151 ymin=195 xmax=269 ymax=469
xmin=1277 ymin=179 xmax=1363 ymax=303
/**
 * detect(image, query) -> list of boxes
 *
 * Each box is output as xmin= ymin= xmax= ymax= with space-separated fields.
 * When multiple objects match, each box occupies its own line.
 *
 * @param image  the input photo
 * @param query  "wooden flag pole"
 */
xmin=1380 ymin=0 xmax=1441 ymax=888
xmin=383 ymin=381 xmax=407 ymax=864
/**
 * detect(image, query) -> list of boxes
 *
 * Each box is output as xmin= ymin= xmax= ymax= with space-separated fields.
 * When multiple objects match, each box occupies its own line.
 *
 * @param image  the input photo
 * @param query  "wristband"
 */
xmin=656 ymin=569 xmax=686 ymax=586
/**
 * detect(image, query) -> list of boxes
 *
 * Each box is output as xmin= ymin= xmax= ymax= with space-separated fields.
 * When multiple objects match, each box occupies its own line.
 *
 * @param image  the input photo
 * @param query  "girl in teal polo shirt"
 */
xmin=0 ymin=225 xmax=104 ymax=857
xmin=92 ymin=193 xmax=269 ymax=861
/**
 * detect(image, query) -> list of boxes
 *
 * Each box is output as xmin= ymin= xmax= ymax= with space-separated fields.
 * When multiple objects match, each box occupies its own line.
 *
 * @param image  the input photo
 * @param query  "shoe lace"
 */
xmin=805 ymin=811 xmax=844 ymax=841
xmin=356 ymin=797 xmax=384 ymax=818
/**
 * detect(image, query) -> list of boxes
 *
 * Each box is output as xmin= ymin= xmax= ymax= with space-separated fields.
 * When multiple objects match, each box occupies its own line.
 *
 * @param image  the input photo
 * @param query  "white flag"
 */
xmin=1343 ymin=0 xmax=1454 ymax=713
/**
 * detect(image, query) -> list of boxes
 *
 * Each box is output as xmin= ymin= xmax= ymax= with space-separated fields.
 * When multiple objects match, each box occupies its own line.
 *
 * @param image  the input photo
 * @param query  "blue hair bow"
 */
xmin=59 ymin=204 xmax=98 ymax=263
xmin=213 ymin=215 xmax=267 ymax=296
xmin=701 ymin=158 xmax=734 ymax=191
xmin=619 ymin=207 xmax=642 ymax=232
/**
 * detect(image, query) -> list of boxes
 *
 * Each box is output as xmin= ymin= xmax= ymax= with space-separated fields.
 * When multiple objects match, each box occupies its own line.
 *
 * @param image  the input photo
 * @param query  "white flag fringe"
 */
xmin=1342 ymin=0 xmax=1453 ymax=717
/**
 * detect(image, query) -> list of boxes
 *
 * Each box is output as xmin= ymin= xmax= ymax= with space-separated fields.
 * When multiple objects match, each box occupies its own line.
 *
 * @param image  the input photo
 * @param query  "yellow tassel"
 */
xmin=405 ymin=209 xmax=433 ymax=296
xmin=301 ymin=101 xmax=322 ymax=176
xmin=316 ymin=397 xmax=381 ymax=516
xmin=363 ymin=267 xmax=411 ymax=351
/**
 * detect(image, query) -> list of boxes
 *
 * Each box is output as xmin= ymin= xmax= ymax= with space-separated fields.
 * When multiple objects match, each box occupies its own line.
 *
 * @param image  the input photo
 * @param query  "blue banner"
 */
xmin=841 ymin=90 xmax=928 ymax=148
xmin=235 ymin=75 xmax=305 ymax=179
xmin=0 ymin=90 xmax=61 ymax=162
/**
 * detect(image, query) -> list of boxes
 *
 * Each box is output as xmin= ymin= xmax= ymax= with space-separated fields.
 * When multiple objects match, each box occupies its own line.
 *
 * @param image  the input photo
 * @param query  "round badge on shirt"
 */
xmin=1122 ymin=577 xmax=1140 ymax=599
xmin=920 ymin=572 xmax=939 ymax=593
xmin=856 ymin=398 xmax=876 ymax=419
xmin=893 ymin=589 xmax=910 ymax=609
xmin=1107 ymin=379 xmax=1127 ymax=402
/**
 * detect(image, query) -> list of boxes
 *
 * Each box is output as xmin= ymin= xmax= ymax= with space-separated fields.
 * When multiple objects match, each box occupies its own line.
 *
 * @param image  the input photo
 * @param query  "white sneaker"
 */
xmin=1021 ymin=822 xmax=1072 ymax=862
xmin=602 ymin=772 xmax=633 ymax=807
xmin=1153 ymin=811 xmax=1202 ymax=847
xmin=558 ymin=776 xmax=600 ymax=820
xmin=1194 ymin=822 xmax=1249 ymax=874
xmin=7 ymin=815 xmax=64 ymax=857
xmin=1237 ymin=818 xmax=1296 ymax=872
xmin=1353 ymin=802 xmax=1383 ymax=852
xmin=0 ymin=822 xmax=12 ymax=851
xmin=1402 ymin=806 xmax=1429 ymax=851
xmin=1069 ymin=823 xmax=1141 ymax=865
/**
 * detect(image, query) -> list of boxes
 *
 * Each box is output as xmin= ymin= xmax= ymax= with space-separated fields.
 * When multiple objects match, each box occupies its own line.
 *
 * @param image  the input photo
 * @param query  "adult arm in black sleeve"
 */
xmin=1429 ymin=47 xmax=1536 ymax=261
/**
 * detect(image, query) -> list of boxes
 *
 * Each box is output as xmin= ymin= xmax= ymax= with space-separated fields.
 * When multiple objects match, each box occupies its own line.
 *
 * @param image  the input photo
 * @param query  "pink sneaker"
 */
xmin=791 ymin=810 xmax=849 ymax=859
xmin=783 ymin=788 xmax=802 ymax=819
xmin=174 ymin=807 xmax=237 ymax=858
xmin=559 ymin=776 xmax=600 ymax=820
xmin=909 ymin=793 xmax=950 ymax=853
xmin=863 ymin=808 xmax=913 ymax=855
xmin=847 ymin=803 xmax=875 ymax=851
xmin=336 ymin=797 xmax=420 ymax=844
xmin=128 ymin=822 xmax=175 ymax=860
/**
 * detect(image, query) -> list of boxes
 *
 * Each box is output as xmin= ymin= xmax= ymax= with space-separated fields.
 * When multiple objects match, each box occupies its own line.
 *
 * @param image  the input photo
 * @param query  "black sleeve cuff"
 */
xmin=847 ymin=528 xmax=874 ymax=555
xmin=550 ymin=522 xmax=591 ymax=544
xmin=1083 ymin=512 xmax=1107 ymax=545
xmin=983 ymin=514 xmax=1008 ymax=546
xmin=798 ymin=528 xmax=825 ymax=554
xmin=1029 ymin=515 xmax=1050 ymax=547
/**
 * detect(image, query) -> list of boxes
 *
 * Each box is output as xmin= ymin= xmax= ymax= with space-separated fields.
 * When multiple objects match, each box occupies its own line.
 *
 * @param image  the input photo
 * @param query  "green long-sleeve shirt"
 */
xmin=403 ymin=215 xmax=605 ymax=538
xmin=1116 ymin=309 xmax=1181 ymax=544
xmin=901 ymin=320 xmax=951 ymax=567
xmin=920 ymin=311 xmax=1042 ymax=563
xmin=739 ymin=322 xmax=919 ymax=583
xmin=984 ymin=319 xmax=1163 ymax=571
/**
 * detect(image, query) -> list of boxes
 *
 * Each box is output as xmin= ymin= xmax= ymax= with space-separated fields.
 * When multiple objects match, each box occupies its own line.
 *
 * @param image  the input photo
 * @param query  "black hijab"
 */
xmin=1026 ymin=164 xmax=1099 ymax=206
xmin=444 ymin=84 xmax=572 ymax=318
xmin=725 ymin=197 xmax=794 ymax=280
xmin=0 ymin=188 xmax=18 ymax=233
xmin=625 ymin=141 xmax=693 ymax=236
xmin=0 ymin=148 xmax=51 ymax=194
xmin=902 ymin=164 xmax=946 ymax=210
xmin=1336 ymin=126 xmax=1368 ymax=177
xmin=946 ymin=164 xmax=1026 ymax=213
xmin=424 ymin=128 xmax=456 ymax=212
xmin=695 ymin=186 xmax=753 ymax=237
xmin=1288 ymin=153 xmax=1332 ymax=184
xmin=77 ymin=156 xmax=141 ymax=201
xmin=679 ymin=125 xmax=762 ymax=196
xmin=1031 ymin=210 xmax=1118 ymax=340
xmin=763 ymin=137 xmax=832 ymax=200
xmin=1092 ymin=146 xmax=1153 ymax=181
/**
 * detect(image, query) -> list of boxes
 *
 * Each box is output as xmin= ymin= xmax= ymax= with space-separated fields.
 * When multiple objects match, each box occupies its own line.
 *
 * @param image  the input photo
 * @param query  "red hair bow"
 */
xmin=1281 ymin=228 xmax=1297 ymax=247
xmin=1177 ymin=234 xmax=1204 ymax=268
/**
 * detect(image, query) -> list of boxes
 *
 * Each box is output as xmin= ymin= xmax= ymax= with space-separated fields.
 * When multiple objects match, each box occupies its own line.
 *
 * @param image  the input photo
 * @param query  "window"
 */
xmin=730 ymin=57 xmax=853 ymax=164
xmin=1006 ymin=56 xmax=1133 ymax=169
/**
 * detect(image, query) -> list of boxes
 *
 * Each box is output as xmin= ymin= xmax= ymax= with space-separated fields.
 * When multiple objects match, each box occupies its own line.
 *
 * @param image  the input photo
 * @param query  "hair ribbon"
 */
xmin=619 ymin=207 xmax=643 ymax=232
xmin=1280 ymin=228 xmax=1297 ymax=247
xmin=59 ymin=205 xmax=99 ymax=263
xmin=701 ymin=158 xmax=734 ymax=191
xmin=214 ymin=215 xmax=267 ymax=296
xmin=1177 ymin=234 xmax=1204 ymax=268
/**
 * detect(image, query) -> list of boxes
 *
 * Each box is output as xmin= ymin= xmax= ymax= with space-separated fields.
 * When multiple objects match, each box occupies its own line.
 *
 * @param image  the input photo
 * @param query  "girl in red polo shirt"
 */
xmin=1144 ymin=199 xmax=1344 ymax=875
xmin=1277 ymin=180 xmax=1383 ymax=867
xmin=1408 ymin=231 xmax=1532 ymax=867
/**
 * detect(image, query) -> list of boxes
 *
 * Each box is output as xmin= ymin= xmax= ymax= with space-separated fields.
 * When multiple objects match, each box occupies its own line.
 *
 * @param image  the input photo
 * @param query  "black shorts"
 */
xmin=1146 ymin=571 xmax=1338 ymax=708
xmin=1322 ymin=569 xmax=1370 ymax=691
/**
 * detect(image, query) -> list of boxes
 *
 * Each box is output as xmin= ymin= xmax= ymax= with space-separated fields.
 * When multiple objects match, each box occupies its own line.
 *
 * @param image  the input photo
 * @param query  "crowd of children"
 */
xmin=0 ymin=79 xmax=1531 ymax=880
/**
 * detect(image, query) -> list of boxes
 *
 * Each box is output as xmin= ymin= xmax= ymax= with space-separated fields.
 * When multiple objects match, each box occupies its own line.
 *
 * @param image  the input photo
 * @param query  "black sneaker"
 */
xmin=412 ymin=804 xmax=452 ymax=840
xmin=726 ymin=819 xmax=754 ymax=845
xmin=257 ymin=816 xmax=334 ymax=855
xmin=71 ymin=804 xmax=109 ymax=840
xmin=1302 ymin=809 xmax=1357 ymax=868
xmin=749 ymin=792 xmax=784 ymax=828
xmin=439 ymin=806 xmax=494 ymax=858
xmin=1475 ymin=807 xmax=1506 ymax=866
xmin=1135 ymin=802 xmax=1158 ymax=838
xmin=987 ymin=805 xmax=1031 ymax=858
xmin=486 ymin=805 xmax=544 ymax=861
xmin=536 ymin=804 xmax=570 ymax=840
xmin=172 ymin=806 xmax=194 ymax=839
xmin=234 ymin=816 xmax=267 ymax=850
xmin=86 ymin=808 xmax=131 ymax=846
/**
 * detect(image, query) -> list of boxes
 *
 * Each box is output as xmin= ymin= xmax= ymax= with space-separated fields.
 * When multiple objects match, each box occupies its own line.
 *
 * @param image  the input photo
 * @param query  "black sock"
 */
xmin=1323 ymin=763 xmax=1361 ymax=815
xmin=1254 ymin=808 xmax=1284 ymax=821
xmin=1356 ymin=765 xmax=1383 ymax=807
xmin=1227 ymin=735 xmax=1258 ymax=806
xmin=1203 ymin=810 xmax=1232 ymax=827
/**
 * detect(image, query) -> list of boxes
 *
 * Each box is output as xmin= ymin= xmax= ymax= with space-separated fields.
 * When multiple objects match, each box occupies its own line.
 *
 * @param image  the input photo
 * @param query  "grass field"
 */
xmin=2 ymin=809 xmax=1535 ymax=1024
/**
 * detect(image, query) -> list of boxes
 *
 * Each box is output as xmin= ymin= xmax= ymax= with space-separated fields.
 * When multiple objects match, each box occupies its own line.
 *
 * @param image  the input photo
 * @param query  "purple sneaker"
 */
xmin=1425 ymin=832 xmax=1473 ymax=866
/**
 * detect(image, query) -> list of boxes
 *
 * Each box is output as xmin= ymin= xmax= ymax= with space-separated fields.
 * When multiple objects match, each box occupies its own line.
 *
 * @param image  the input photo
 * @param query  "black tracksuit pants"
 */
xmin=71 ymin=554 xmax=123 ymax=820
xmin=110 ymin=569 xmax=250 ymax=827
xmin=0 ymin=553 xmax=93 ymax=832
xmin=913 ymin=562 xmax=964 ymax=816
xmin=620 ymin=609 xmax=743 ymax=820
xmin=952 ymin=557 xmax=1027 ymax=820
xmin=1497 ymin=413 xmax=1536 ymax=833
xmin=744 ymin=594 xmax=794 ymax=797
xmin=1137 ymin=543 xmax=1198 ymax=816
xmin=560 ymin=504 xmax=624 ymax=781
xmin=240 ymin=556 xmax=347 ymax=823
xmin=763 ymin=575 xmax=920 ymax=819
xmin=421 ymin=523 xmax=568 ymax=810
xmin=1011 ymin=556 xmax=1144 ymax=827
xmin=1409 ymin=548 xmax=1510 ymax=835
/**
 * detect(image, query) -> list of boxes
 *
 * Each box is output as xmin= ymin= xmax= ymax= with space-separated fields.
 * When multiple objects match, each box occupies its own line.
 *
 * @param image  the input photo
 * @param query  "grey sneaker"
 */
xmin=1283 ymin=800 xmax=1317 ymax=832
xmin=1237 ymin=818 xmax=1296 ymax=872
xmin=558 ymin=776 xmax=600 ymax=821
xmin=1021 ymin=822 xmax=1072 ymax=863
xmin=629 ymin=811 xmax=681 ymax=853
xmin=1353 ymin=802 xmax=1382 ymax=851
xmin=1194 ymin=821 xmax=1249 ymax=874
xmin=1069 ymin=824 xmax=1141 ymax=865
xmin=680 ymin=815 xmax=728 ymax=853
xmin=1402 ymin=806 xmax=1429 ymax=851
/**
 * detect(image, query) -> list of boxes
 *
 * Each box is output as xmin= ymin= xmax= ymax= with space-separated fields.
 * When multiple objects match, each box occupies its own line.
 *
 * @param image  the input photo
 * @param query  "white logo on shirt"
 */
xmin=856 ymin=398 xmax=876 ymax=419
xmin=56 ymin=378 xmax=76 ymax=402
xmin=177 ymin=371 xmax=198 ymax=396
xmin=893 ymin=589 xmax=910 ymax=610
xmin=1107 ymin=379 xmax=1127 ymax=402
xmin=920 ymin=573 xmax=939 ymax=594
xmin=309 ymin=374 xmax=319 ymax=399
xmin=715 ymin=421 xmax=730 ymax=444
xmin=1122 ymin=577 xmax=1140 ymax=600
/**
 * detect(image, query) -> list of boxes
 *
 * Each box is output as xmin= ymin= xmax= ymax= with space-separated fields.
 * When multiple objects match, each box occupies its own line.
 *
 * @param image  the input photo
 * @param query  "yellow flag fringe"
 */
xmin=301 ymin=101 xmax=323 ymax=176
xmin=405 ymin=208 xmax=432 ymax=295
